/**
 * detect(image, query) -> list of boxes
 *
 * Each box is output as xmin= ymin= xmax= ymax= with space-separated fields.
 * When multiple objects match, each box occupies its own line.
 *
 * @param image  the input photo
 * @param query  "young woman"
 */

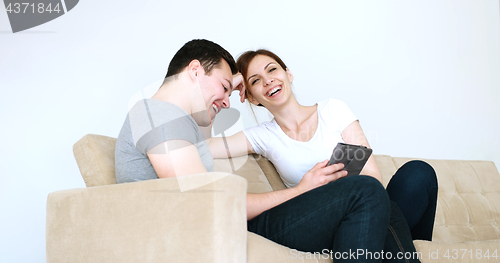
xmin=210 ymin=49 xmax=438 ymax=260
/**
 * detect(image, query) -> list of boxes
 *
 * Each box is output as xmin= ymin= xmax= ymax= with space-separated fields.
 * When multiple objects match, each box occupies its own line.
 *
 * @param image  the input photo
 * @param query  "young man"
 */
xmin=115 ymin=39 xmax=238 ymax=183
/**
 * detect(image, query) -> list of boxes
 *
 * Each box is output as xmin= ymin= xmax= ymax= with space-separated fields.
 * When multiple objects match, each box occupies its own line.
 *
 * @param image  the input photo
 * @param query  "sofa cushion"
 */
xmin=392 ymin=157 xmax=500 ymax=244
xmin=73 ymin=134 xmax=117 ymax=187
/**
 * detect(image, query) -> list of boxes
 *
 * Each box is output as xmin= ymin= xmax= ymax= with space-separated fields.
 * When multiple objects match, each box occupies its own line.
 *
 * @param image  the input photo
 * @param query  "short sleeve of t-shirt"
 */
xmin=128 ymin=99 xmax=202 ymax=153
xmin=323 ymin=98 xmax=357 ymax=134
xmin=115 ymin=99 xmax=213 ymax=184
xmin=242 ymin=122 xmax=274 ymax=157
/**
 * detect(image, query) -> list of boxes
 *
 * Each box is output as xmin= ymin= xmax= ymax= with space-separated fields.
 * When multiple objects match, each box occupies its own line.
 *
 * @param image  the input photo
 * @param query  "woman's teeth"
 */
xmin=267 ymin=87 xmax=281 ymax=97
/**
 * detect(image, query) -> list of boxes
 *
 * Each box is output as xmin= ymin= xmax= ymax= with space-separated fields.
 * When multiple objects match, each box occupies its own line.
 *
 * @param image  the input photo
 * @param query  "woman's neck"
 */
xmin=268 ymin=96 xmax=317 ymax=133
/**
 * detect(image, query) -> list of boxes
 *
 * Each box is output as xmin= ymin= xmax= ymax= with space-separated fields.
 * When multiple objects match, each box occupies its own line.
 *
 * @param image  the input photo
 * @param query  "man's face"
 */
xmin=197 ymin=60 xmax=233 ymax=124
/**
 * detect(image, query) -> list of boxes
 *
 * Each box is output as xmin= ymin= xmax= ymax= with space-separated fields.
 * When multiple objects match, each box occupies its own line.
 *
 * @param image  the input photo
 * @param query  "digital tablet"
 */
xmin=327 ymin=142 xmax=373 ymax=176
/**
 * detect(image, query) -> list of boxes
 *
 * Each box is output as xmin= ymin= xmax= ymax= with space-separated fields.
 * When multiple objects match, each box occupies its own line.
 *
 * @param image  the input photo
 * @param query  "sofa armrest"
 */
xmin=46 ymin=173 xmax=247 ymax=263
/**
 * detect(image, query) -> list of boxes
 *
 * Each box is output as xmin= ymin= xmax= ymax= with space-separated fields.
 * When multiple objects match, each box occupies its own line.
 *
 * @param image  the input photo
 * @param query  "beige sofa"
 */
xmin=46 ymin=134 xmax=500 ymax=262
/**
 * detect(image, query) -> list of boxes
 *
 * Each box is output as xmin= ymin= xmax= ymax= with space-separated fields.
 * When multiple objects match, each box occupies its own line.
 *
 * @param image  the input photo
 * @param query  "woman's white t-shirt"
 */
xmin=243 ymin=98 xmax=357 ymax=188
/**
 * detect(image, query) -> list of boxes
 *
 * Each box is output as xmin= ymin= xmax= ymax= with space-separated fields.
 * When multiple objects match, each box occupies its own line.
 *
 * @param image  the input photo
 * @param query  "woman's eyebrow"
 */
xmin=247 ymin=74 xmax=257 ymax=81
xmin=248 ymin=62 xmax=275 ymax=81
xmin=263 ymin=62 xmax=274 ymax=70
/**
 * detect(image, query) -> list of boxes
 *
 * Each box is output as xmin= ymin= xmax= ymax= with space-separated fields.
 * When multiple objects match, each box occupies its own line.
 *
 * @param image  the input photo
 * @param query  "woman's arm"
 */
xmin=208 ymin=131 xmax=255 ymax=159
xmin=341 ymin=120 xmax=383 ymax=184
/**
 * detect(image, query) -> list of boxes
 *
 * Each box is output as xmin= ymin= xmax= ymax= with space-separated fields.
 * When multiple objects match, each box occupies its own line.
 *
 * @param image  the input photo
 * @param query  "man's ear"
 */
xmin=286 ymin=68 xmax=293 ymax=83
xmin=187 ymin=60 xmax=202 ymax=80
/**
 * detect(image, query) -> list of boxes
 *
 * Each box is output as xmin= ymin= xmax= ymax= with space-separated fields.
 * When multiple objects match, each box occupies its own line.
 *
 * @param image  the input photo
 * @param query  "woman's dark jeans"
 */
xmin=248 ymin=161 xmax=437 ymax=262
xmin=248 ymin=175 xmax=392 ymax=262
xmin=386 ymin=160 xmax=438 ymax=241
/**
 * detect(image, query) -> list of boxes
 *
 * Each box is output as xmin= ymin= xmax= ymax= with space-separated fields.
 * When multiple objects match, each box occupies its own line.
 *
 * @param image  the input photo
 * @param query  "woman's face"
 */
xmin=245 ymin=55 xmax=293 ymax=108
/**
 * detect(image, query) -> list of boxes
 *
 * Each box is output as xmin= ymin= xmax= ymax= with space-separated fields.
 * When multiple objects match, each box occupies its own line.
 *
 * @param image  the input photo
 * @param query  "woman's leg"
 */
xmin=383 ymin=201 xmax=421 ymax=262
xmin=386 ymin=160 xmax=438 ymax=241
xmin=248 ymin=175 xmax=391 ymax=262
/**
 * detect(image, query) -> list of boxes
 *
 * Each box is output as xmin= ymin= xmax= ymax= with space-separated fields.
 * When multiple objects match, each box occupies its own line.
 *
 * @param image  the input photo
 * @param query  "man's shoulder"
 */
xmin=127 ymin=99 xmax=198 ymax=139
xmin=128 ymin=99 xmax=190 ymax=123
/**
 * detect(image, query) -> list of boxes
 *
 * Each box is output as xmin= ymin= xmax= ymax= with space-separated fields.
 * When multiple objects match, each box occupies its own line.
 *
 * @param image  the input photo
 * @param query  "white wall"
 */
xmin=0 ymin=0 xmax=499 ymax=262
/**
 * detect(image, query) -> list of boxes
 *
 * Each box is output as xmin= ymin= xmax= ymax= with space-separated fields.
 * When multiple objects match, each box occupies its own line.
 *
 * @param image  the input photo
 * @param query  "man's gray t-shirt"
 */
xmin=115 ymin=99 xmax=214 ymax=183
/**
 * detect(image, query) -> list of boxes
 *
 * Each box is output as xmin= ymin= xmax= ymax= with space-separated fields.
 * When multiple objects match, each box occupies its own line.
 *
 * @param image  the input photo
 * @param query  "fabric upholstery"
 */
xmin=73 ymin=134 xmax=117 ymax=187
xmin=48 ymin=134 xmax=500 ymax=263
xmin=46 ymin=173 xmax=247 ymax=263
xmin=252 ymin=153 xmax=287 ymax=191
xmin=374 ymin=154 xmax=399 ymax=187
xmin=392 ymin=157 xmax=500 ymax=244
xmin=214 ymin=155 xmax=273 ymax=194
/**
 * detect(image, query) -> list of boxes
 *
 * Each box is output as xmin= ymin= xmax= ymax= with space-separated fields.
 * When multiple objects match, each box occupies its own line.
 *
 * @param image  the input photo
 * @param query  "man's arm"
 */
xmin=147 ymin=140 xmax=207 ymax=177
xmin=148 ymin=140 xmax=346 ymax=220
xmin=208 ymin=131 xmax=255 ymax=159
xmin=147 ymin=139 xmax=279 ymax=220
xmin=246 ymin=189 xmax=301 ymax=220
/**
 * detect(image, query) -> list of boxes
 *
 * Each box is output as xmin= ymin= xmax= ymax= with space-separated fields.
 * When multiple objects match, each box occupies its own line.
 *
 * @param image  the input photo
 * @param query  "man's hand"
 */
xmin=232 ymin=73 xmax=247 ymax=103
xmin=296 ymin=161 xmax=348 ymax=194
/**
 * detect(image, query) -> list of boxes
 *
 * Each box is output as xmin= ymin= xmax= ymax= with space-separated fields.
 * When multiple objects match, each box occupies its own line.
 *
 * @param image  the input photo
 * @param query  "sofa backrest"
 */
xmin=73 ymin=134 xmax=274 ymax=193
xmin=73 ymin=134 xmax=500 ymax=244
xmin=391 ymin=157 xmax=500 ymax=243
xmin=73 ymin=134 xmax=117 ymax=187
